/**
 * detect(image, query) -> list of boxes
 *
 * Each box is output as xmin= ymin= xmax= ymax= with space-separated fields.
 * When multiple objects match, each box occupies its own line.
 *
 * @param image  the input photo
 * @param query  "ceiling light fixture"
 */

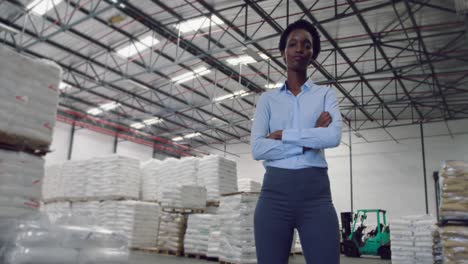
xmin=116 ymin=35 xmax=160 ymax=58
xmin=171 ymin=66 xmax=211 ymax=84
xmin=27 ymin=0 xmax=63 ymax=16
xmin=175 ymin=15 xmax=224 ymax=33
xmin=87 ymin=101 xmax=120 ymax=116
xmin=226 ymin=55 xmax=257 ymax=66
xmin=131 ymin=122 xmax=145 ymax=129
xmin=264 ymin=82 xmax=283 ymax=89
xmin=143 ymin=117 xmax=163 ymax=125
xmin=172 ymin=136 xmax=184 ymax=142
xmin=213 ymin=90 xmax=249 ymax=102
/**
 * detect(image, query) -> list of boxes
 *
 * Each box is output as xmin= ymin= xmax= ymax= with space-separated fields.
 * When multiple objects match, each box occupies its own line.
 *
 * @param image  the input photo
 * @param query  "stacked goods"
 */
xmin=40 ymin=202 xmax=71 ymax=221
xmin=0 ymin=214 xmax=129 ymax=264
xmin=439 ymin=160 xmax=468 ymax=221
xmin=197 ymin=155 xmax=238 ymax=202
xmin=0 ymin=45 xmax=61 ymax=150
xmin=42 ymin=164 xmax=63 ymax=201
xmin=158 ymin=158 xmax=182 ymax=193
xmin=69 ymin=201 xmax=160 ymax=248
xmin=141 ymin=159 xmax=162 ymax=202
xmin=207 ymin=230 xmax=221 ymax=258
xmin=438 ymin=225 xmax=468 ymax=263
xmin=413 ymin=217 xmax=437 ymax=264
xmin=238 ymin=178 xmax=261 ymax=192
xmin=42 ymin=155 xmax=140 ymax=201
xmin=390 ymin=218 xmax=416 ymax=264
xmin=218 ymin=193 xmax=259 ymax=264
xmin=0 ymin=150 xmax=43 ymax=219
xmin=184 ymin=214 xmax=219 ymax=256
xmin=157 ymin=212 xmax=187 ymax=252
xmin=432 ymin=229 xmax=443 ymax=264
xmin=390 ymin=215 xmax=437 ymax=264
xmin=161 ymin=185 xmax=207 ymax=209
xmin=178 ymin=157 xmax=198 ymax=185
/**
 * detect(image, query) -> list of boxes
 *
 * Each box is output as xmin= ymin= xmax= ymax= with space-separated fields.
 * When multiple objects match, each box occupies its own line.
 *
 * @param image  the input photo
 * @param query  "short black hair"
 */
xmin=279 ymin=19 xmax=321 ymax=61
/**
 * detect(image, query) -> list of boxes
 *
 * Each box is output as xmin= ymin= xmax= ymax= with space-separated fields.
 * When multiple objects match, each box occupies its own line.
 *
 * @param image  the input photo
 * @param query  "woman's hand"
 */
xmin=267 ymin=130 xmax=283 ymax=140
xmin=315 ymin=111 xmax=332 ymax=128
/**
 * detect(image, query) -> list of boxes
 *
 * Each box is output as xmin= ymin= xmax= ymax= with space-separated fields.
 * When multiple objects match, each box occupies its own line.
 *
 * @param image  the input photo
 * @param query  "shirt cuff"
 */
xmin=282 ymin=128 xmax=300 ymax=143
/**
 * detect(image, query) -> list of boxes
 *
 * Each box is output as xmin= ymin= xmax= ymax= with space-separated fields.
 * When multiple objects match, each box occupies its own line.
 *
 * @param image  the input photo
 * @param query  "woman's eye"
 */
xmin=289 ymin=42 xmax=296 ymax=47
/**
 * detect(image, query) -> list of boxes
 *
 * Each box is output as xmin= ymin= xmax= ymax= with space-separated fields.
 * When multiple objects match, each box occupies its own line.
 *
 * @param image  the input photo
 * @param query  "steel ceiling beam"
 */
xmin=295 ymin=0 xmax=399 ymax=122
xmin=346 ymin=0 xmax=424 ymax=121
xmin=403 ymin=0 xmax=451 ymax=119
xmin=1 ymin=4 xmax=247 ymax=142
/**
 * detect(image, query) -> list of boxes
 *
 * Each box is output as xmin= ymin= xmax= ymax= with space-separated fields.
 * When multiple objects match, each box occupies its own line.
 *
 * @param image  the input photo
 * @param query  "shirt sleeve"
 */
xmin=250 ymin=93 xmax=303 ymax=161
xmin=282 ymin=88 xmax=342 ymax=149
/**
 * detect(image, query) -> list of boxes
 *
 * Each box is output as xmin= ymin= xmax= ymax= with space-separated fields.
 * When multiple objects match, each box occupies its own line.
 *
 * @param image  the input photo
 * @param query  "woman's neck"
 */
xmin=286 ymin=70 xmax=307 ymax=95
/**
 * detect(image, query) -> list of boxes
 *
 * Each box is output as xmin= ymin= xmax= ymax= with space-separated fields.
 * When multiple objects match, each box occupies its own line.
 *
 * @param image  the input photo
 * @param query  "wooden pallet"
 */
xmin=43 ymin=196 xmax=138 ymax=204
xmin=184 ymin=253 xmax=218 ymax=261
xmin=206 ymin=201 xmax=220 ymax=207
xmin=438 ymin=218 xmax=468 ymax=226
xmin=0 ymin=136 xmax=49 ymax=156
xmin=130 ymin=247 xmax=159 ymax=253
xmin=156 ymin=249 xmax=183 ymax=257
xmin=162 ymin=207 xmax=205 ymax=214
xmin=221 ymin=191 xmax=261 ymax=197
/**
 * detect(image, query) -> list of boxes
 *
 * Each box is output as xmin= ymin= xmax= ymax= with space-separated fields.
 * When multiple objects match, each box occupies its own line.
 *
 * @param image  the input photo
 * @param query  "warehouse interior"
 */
xmin=0 ymin=0 xmax=467 ymax=263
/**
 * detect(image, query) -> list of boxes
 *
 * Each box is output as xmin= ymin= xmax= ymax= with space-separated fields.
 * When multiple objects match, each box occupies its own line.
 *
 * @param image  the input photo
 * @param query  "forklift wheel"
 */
xmin=343 ymin=240 xmax=360 ymax=258
xmin=378 ymin=245 xmax=391 ymax=260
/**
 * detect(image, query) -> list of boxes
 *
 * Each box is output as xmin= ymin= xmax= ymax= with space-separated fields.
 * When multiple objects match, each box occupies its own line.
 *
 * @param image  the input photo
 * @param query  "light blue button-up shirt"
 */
xmin=250 ymin=79 xmax=342 ymax=169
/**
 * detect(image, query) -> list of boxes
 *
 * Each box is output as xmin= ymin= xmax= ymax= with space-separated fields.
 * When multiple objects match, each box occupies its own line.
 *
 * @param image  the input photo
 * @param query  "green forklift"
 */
xmin=340 ymin=209 xmax=391 ymax=260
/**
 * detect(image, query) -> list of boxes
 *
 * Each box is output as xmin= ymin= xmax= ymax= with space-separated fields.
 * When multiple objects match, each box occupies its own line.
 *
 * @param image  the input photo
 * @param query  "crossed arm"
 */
xmin=250 ymin=90 xmax=342 ymax=161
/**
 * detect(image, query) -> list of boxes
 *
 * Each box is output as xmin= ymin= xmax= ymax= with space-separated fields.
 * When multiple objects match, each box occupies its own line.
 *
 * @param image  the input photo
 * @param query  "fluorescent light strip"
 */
xmin=226 ymin=55 xmax=257 ymax=66
xmin=87 ymin=102 xmax=120 ymax=116
xmin=59 ymin=82 xmax=70 ymax=90
xmin=171 ymin=67 xmax=211 ymax=84
xmin=143 ymin=117 xmax=162 ymax=125
xmin=185 ymin=132 xmax=201 ymax=139
xmin=265 ymin=82 xmax=283 ymax=89
xmin=172 ymin=136 xmax=184 ymax=142
xmin=116 ymin=35 xmax=160 ymax=58
xmin=175 ymin=15 xmax=224 ymax=33
xmin=213 ymin=90 xmax=248 ymax=102
xmin=131 ymin=122 xmax=145 ymax=129
xmin=27 ymin=0 xmax=63 ymax=16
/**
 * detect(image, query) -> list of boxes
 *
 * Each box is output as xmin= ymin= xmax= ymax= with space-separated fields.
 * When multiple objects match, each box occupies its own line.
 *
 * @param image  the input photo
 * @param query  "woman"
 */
xmin=251 ymin=19 xmax=342 ymax=264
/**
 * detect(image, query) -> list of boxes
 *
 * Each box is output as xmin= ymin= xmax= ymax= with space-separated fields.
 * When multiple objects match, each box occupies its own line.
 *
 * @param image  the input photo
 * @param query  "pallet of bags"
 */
xmin=157 ymin=212 xmax=187 ymax=254
xmin=161 ymin=185 xmax=207 ymax=210
xmin=0 ymin=149 xmax=43 ymax=219
xmin=438 ymin=225 xmax=468 ymax=263
xmin=218 ymin=193 xmax=258 ymax=264
xmin=413 ymin=216 xmax=437 ymax=264
xmin=238 ymin=178 xmax=261 ymax=193
xmin=141 ymin=159 xmax=162 ymax=202
xmin=69 ymin=200 xmax=160 ymax=248
xmin=184 ymin=214 xmax=219 ymax=256
xmin=0 ymin=45 xmax=61 ymax=152
xmin=197 ymin=155 xmax=238 ymax=202
xmin=41 ymin=155 xmax=141 ymax=202
xmin=439 ymin=160 xmax=468 ymax=222
xmin=390 ymin=217 xmax=415 ymax=264
xmin=0 ymin=213 xmax=129 ymax=264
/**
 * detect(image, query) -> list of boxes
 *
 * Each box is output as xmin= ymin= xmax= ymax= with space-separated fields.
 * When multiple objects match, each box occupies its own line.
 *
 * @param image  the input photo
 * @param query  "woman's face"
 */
xmin=283 ymin=29 xmax=314 ymax=72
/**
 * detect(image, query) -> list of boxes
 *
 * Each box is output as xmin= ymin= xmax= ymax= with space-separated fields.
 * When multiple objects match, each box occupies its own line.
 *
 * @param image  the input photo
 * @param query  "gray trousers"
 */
xmin=254 ymin=166 xmax=340 ymax=264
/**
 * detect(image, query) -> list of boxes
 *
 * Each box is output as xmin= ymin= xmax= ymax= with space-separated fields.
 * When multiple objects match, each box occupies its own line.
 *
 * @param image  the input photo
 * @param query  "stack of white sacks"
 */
xmin=141 ymin=159 xmax=162 ymax=202
xmin=184 ymin=214 xmax=219 ymax=255
xmin=42 ymin=155 xmax=140 ymax=201
xmin=197 ymin=155 xmax=238 ymax=201
xmin=238 ymin=178 xmax=261 ymax=192
xmin=218 ymin=193 xmax=259 ymax=264
xmin=0 ymin=150 xmax=43 ymax=219
xmin=0 ymin=214 xmax=129 ymax=264
xmin=161 ymin=185 xmax=207 ymax=209
xmin=390 ymin=215 xmax=437 ymax=264
xmin=43 ymin=201 xmax=160 ymax=248
xmin=157 ymin=212 xmax=187 ymax=252
xmin=0 ymin=45 xmax=61 ymax=147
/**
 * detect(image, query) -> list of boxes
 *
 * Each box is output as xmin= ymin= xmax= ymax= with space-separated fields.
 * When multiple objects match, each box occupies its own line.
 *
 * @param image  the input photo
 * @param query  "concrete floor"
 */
xmin=130 ymin=252 xmax=391 ymax=264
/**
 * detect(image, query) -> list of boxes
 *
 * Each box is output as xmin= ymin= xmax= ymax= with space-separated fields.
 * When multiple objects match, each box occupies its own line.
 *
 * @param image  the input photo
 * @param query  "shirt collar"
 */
xmin=279 ymin=78 xmax=314 ymax=93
